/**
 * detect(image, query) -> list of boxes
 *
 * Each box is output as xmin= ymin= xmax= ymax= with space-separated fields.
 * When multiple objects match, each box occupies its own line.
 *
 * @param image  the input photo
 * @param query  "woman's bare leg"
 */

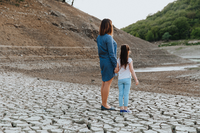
xmin=101 ymin=81 xmax=105 ymax=104
xmin=101 ymin=78 xmax=114 ymax=108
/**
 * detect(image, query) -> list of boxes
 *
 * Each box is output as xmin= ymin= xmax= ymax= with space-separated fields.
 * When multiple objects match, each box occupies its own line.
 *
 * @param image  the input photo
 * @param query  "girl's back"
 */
xmin=117 ymin=58 xmax=132 ymax=80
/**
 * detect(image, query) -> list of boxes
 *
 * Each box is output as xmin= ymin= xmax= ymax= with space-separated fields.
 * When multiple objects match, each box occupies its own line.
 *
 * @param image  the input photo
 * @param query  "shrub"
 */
xmin=145 ymin=30 xmax=154 ymax=42
xmin=191 ymin=27 xmax=200 ymax=39
xmin=162 ymin=32 xmax=171 ymax=41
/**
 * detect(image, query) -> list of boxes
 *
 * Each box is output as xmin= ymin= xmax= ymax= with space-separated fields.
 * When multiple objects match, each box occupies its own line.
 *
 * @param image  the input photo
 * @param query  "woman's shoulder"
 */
xmin=104 ymin=34 xmax=113 ymax=39
xmin=97 ymin=35 xmax=100 ymax=40
xmin=97 ymin=34 xmax=112 ymax=39
xmin=98 ymin=34 xmax=114 ymax=44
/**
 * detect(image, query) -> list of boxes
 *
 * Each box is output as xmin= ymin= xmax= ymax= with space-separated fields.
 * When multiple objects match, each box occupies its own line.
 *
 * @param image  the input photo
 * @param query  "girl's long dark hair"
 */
xmin=120 ymin=44 xmax=130 ymax=69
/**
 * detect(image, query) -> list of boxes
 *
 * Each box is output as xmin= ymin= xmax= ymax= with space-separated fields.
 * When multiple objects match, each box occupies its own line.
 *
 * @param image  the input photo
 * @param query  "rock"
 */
xmin=103 ymin=128 xmax=107 ymax=133
xmin=161 ymin=111 xmax=164 ymax=115
xmin=197 ymin=128 xmax=200 ymax=133
xmin=90 ymin=127 xmax=103 ymax=132
xmin=79 ymin=128 xmax=92 ymax=133
xmin=11 ymin=122 xmax=17 ymax=127
xmin=149 ymin=114 xmax=153 ymax=118
xmin=147 ymin=125 xmax=152 ymax=130
xmin=75 ymin=119 xmax=88 ymax=124
xmin=87 ymin=122 xmax=91 ymax=130
xmin=52 ymin=22 xmax=59 ymax=27
xmin=171 ymin=125 xmax=176 ymax=133
xmin=88 ymin=117 xmax=94 ymax=121
xmin=62 ymin=110 xmax=66 ymax=115
xmin=3 ymin=112 xmax=6 ymax=117
xmin=51 ymin=119 xmax=57 ymax=125
xmin=50 ymin=10 xmax=59 ymax=17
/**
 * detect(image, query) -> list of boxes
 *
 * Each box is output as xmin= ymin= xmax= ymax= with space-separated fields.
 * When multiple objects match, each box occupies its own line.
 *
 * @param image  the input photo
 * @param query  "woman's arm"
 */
xmin=114 ymin=63 xmax=119 ymax=73
xmin=129 ymin=61 xmax=139 ymax=85
xmin=106 ymin=35 xmax=117 ymax=68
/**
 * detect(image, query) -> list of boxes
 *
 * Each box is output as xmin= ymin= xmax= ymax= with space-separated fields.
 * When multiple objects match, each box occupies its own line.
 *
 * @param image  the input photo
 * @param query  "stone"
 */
xmin=79 ymin=128 xmax=92 ymax=133
xmin=196 ymin=128 xmax=200 ymax=133
xmin=36 ymin=130 xmax=49 ymax=133
xmin=49 ymin=129 xmax=63 ymax=133
xmin=90 ymin=127 xmax=103 ymax=132
xmin=103 ymin=124 xmax=112 ymax=129
xmin=144 ymin=130 xmax=158 ymax=133
xmin=11 ymin=122 xmax=17 ymax=127
xmin=87 ymin=122 xmax=91 ymax=130
xmin=171 ymin=125 xmax=176 ymax=133
xmin=74 ymin=119 xmax=88 ymax=124
xmin=147 ymin=125 xmax=152 ymax=130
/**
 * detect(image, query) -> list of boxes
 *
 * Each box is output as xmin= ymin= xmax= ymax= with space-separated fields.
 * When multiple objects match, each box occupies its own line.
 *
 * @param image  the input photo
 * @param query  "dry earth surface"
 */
xmin=0 ymin=70 xmax=200 ymax=133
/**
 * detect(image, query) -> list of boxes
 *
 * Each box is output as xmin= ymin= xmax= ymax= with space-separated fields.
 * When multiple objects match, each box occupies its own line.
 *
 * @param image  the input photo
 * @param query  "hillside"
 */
xmin=122 ymin=0 xmax=200 ymax=42
xmin=0 ymin=0 xmax=191 ymax=67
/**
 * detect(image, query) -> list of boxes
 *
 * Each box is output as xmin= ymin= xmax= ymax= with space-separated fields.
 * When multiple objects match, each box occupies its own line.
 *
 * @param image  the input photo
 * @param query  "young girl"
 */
xmin=115 ymin=44 xmax=139 ymax=113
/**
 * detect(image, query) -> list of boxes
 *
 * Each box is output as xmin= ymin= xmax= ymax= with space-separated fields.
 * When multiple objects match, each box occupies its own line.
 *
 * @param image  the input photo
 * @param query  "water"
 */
xmin=135 ymin=65 xmax=199 ymax=72
xmin=181 ymin=56 xmax=200 ymax=62
xmin=188 ymin=58 xmax=200 ymax=62
xmin=135 ymin=55 xmax=200 ymax=72
xmin=181 ymin=56 xmax=200 ymax=59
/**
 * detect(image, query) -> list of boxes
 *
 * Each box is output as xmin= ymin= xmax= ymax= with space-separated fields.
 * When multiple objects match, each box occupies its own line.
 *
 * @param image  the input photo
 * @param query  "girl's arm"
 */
xmin=129 ymin=61 xmax=139 ymax=85
xmin=114 ymin=63 xmax=119 ymax=73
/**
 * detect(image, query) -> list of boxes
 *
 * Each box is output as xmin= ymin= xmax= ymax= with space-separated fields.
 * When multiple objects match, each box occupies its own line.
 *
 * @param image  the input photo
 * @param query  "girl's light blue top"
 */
xmin=97 ymin=34 xmax=117 ymax=82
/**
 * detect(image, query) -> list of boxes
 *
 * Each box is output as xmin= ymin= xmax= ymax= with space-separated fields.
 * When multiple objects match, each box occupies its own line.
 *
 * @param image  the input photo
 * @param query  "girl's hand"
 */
xmin=114 ymin=67 xmax=118 ymax=73
xmin=135 ymin=80 xmax=139 ymax=85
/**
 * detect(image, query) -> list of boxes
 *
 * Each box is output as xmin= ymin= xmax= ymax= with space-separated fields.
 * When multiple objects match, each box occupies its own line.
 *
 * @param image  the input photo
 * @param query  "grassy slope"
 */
xmin=122 ymin=0 xmax=200 ymax=41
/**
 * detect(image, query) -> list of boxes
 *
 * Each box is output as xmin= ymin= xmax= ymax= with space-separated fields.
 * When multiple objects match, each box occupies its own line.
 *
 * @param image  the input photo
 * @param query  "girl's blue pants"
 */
xmin=118 ymin=78 xmax=131 ymax=107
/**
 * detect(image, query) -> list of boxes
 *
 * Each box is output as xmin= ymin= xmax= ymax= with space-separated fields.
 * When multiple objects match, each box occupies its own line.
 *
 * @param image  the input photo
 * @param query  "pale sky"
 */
xmin=72 ymin=0 xmax=176 ymax=29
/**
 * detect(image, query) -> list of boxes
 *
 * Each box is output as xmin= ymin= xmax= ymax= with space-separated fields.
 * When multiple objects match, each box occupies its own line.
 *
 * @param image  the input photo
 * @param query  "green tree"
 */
xmin=172 ymin=17 xmax=190 ymax=39
xmin=145 ymin=30 xmax=154 ymax=42
xmin=167 ymin=25 xmax=178 ymax=40
xmin=162 ymin=32 xmax=171 ymax=41
xmin=138 ymin=29 xmax=148 ymax=40
xmin=135 ymin=33 xmax=140 ymax=38
xmin=191 ymin=27 xmax=200 ymax=39
xmin=122 ymin=0 xmax=200 ymax=41
xmin=155 ymin=33 xmax=159 ymax=41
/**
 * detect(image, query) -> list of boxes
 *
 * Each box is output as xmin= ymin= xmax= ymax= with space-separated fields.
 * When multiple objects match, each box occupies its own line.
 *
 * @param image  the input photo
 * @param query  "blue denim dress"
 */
xmin=97 ymin=34 xmax=117 ymax=82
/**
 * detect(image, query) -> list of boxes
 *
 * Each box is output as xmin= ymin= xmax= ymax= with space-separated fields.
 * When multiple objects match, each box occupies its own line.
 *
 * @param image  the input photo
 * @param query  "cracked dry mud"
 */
xmin=0 ymin=71 xmax=200 ymax=133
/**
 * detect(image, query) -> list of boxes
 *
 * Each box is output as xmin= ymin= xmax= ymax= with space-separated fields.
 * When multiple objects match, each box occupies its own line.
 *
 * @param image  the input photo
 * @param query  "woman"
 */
xmin=97 ymin=19 xmax=117 ymax=110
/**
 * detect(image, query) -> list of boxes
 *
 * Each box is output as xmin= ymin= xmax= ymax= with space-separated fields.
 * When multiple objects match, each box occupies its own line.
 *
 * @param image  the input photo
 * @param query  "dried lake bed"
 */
xmin=0 ymin=70 xmax=200 ymax=133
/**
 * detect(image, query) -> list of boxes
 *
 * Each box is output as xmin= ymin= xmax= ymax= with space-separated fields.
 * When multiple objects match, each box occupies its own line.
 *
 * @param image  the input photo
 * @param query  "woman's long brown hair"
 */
xmin=99 ymin=19 xmax=113 ymax=36
xmin=120 ymin=44 xmax=130 ymax=69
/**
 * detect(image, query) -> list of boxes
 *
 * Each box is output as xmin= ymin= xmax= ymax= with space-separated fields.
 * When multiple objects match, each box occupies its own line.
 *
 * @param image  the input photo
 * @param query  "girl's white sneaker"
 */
xmin=123 ymin=109 xmax=132 ymax=113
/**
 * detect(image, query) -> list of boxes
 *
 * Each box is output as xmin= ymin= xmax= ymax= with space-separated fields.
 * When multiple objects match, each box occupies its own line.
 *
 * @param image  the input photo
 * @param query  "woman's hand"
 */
xmin=114 ymin=63 xmax=119 ymax=73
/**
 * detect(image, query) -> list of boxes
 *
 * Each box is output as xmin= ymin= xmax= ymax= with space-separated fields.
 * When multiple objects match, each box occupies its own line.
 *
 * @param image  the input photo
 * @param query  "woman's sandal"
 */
xmin=101 ymin=105 xmax=115 ymax=111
